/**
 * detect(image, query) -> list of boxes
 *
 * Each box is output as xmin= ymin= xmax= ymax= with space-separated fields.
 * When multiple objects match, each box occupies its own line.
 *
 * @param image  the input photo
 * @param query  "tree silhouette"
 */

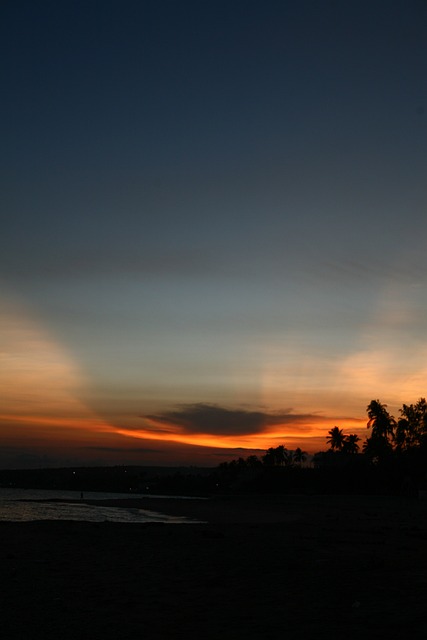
xmin=364 ymin=399 xmax=395 ymax=461
xmin=262 ymin=445 xmax=293 ymax=466
xmin=326 ymin=426 xmax=345 ymax=451
xmin=275 ymin=445 xmax=288 ymax=466
xmin=293 ymin=447 xmax=308 ymax=465
xmin=246 ymin=454 xmax=262 ymax=468
xmin=342 ymin=433 xmax=360 ymax=454
xmin=262 ymin=447 xmax=278 ymax=466
xmin=366 ymin=400 xmax=395 ymax=439
xmin=217 ymin=396 xmax=427 ymax=496
xmin=395 ymin=398 xmax=427 ymax=451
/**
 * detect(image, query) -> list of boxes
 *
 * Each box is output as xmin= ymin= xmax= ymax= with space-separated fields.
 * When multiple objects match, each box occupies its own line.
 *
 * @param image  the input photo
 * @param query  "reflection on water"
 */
xmin=0 ymin=488 xmax=201 ymax=523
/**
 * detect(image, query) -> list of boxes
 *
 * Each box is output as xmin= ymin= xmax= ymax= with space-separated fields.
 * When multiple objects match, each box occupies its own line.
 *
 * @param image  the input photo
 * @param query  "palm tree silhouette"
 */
xmin=293 ymin=447 xmax=308 ymax=465
xmin=275 ymin=445 xmax=288 ymax=466
xmin=262 ymin=445 xmax=291 ymax=466
xmin=342 ymin=433 xmax=360 ymax=454
xmin=365 ymin=399 xmax=396 ymax=460
xmin=326 ymin=426 xmax=345 ymax=451
xmin=367 ymin=400 xmax=396 ymax=439
xmin=262 ymin=446 xmax=282 ymax=466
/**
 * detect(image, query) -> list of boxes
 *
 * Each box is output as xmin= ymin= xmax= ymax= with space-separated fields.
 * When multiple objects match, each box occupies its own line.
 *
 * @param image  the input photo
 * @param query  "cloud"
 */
xmin=145 ymin=403 xmax=319 ymax=436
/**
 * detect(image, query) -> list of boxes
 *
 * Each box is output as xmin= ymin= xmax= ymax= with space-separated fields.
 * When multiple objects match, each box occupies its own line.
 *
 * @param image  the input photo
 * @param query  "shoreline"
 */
xmin=46 ymin=492 xmax=419 ymax=523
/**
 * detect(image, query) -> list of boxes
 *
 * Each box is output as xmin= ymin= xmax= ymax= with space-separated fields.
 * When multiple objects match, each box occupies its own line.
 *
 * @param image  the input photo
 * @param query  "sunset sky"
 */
xmin=1 ymin=0 xmax=426 ymax=468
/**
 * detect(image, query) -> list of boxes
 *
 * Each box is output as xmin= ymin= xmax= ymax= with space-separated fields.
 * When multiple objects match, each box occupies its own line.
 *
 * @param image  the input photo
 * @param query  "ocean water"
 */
xmin=0 ymin=488 xmax=201 ymax=523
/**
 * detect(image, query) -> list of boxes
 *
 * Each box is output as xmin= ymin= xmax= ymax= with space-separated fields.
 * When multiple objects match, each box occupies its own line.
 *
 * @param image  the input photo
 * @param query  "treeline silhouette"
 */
xmin=215 ymin=398 xmax=427 ymax=496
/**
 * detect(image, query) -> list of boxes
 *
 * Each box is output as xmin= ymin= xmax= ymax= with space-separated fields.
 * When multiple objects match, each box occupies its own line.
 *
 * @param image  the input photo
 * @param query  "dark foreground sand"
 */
xmin=1 ymin=494 xmax=427 ymax=639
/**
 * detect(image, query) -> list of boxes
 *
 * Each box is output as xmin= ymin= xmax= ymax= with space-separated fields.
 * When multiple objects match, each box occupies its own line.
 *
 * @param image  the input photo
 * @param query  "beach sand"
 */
xmin=1 ymin=494 xmax=426 ymax=639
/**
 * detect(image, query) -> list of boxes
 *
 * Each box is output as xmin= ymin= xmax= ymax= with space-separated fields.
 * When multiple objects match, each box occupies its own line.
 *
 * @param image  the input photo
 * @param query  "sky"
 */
xmin=1 ymin=0 xmax=426 ymax=468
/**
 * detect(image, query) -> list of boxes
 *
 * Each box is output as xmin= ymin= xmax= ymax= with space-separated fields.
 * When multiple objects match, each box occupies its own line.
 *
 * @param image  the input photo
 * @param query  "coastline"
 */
xmin=77 ymin=493 xmax=308 ymax=523
xmin=64 ymin=491 xmax=419 ymax=523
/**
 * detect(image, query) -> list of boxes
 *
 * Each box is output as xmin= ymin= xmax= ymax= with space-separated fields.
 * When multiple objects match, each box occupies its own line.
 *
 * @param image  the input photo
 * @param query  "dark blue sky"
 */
xmin=1 ymin=0 xmax=426 ymax=467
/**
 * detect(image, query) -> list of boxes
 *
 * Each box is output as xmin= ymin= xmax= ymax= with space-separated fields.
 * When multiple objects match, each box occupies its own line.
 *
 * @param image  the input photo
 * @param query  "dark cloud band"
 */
xmin=145 ymin=403 xmax=319 ymax=436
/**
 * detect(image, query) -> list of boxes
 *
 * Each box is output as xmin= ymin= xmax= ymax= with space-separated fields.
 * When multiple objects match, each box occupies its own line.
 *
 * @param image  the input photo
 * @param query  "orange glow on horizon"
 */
xmin=0 ymin=413 xmax=115 ymax=433
xmin=111 ymin=415 xmax=367 ymax=454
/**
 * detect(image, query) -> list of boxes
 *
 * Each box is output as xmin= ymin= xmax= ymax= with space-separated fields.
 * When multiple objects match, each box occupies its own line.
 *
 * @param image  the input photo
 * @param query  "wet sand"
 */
xmin=1 ymin=494 xmax=426 ymax=639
